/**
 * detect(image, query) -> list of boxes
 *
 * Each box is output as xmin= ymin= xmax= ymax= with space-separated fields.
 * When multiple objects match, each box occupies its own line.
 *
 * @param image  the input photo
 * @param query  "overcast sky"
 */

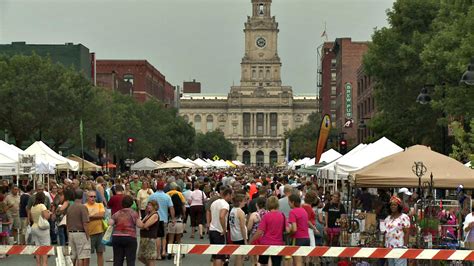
xmin=0 ymin=0 xmax=394 ymax=94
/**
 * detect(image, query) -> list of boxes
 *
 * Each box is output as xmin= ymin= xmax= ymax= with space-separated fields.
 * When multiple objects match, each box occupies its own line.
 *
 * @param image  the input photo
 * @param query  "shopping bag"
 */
xmin=38 ymin=215 xmax=50 ymax=230
xmin=25 ymin=224 xmax=32 ymax=244
xmin=101 ymin=226 xmax=113 ymax=246
xmin=102 ymin=219 xmax=109 ymax=231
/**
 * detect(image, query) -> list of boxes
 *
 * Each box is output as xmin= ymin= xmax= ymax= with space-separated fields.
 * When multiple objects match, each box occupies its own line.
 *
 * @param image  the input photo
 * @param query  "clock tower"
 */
xmin=240 ymin=0 xmax=282 ymax=87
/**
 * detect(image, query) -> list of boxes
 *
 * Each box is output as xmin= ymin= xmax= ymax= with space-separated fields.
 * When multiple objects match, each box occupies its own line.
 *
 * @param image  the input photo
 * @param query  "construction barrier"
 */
xmin=168 ymin=244 xmax=472 ymax=264
xmin=0 ymin=245 xmax=72 ymax=266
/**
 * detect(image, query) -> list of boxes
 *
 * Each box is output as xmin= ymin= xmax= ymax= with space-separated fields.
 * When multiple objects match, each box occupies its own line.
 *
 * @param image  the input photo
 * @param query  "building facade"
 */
xmin=332 ymin=38 xmax=368 ymax=144
xmin=356 ymin=65 xmax=376 ymax=143
xmin=96 ymin=60 xmax=176 ymax=105
xmin=0 ymin=41 xmax=92 ymax=80
xmin=318 ymin=42 xmax=336 ymax=127
xmin=179 ymin=0 xmax=318 ymax=165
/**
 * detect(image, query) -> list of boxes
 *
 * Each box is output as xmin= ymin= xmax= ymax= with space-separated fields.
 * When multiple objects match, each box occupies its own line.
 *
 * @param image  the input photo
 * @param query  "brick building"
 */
xmin=356 ymin=65 xmax=376 ymax=143
xmin=0 ymin=41 xmax=92 ymax=80
xmin=332 ymin=38 xmax=368 ymax=144
xmin=183 ymin=80 xmax=201 ymax=93
xmin=96 ymin=60 xmax=175 ymax=105
xmin=317 ymin=42 xmax=336 ymax=127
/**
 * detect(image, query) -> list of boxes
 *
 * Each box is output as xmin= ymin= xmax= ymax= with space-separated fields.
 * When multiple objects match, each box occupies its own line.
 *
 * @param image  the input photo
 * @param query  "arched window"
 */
xmin=269 ymin=150 xmax=278 ymax=166
xmin=206 ymin=115 xmax=214 ymax=132
xmin=242 ymin=151 xmax=251 ymax=165
xmin=194 ymin=115 xmax=201 ymax=132
xmin=256 ymin=150 xmax=264 ymax=166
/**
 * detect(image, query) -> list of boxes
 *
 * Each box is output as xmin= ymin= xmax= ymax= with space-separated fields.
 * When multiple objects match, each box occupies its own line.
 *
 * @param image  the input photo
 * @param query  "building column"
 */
xmin=253 ymin=113 xmax=256 ymax=136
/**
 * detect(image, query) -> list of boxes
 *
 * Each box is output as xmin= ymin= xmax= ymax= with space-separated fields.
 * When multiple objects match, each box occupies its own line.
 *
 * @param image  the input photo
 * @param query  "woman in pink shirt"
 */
xmin=188 ymin=184 xmax=207 ymax=239
xmin=288 ymin=194 xmax=310 ymax=266
xmin=249 ymin=196 xmax=284 ymax=266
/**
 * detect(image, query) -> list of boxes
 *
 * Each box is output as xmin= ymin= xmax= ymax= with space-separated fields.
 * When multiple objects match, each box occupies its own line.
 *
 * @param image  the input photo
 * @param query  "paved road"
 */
xmin=2 ymin=226 xmax=213 ymax=266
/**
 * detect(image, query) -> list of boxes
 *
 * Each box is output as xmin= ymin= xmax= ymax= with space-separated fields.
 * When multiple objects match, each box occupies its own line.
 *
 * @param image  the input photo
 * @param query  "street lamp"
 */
xmin=460 ymin=58 xmax=474 ymax=85
xmin=416 ymin=86 xmax=432 ymax=104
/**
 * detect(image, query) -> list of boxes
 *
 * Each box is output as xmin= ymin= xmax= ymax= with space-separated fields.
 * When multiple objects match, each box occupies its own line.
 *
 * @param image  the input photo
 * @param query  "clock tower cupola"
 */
xmin=240 ymin=0 xmax=282 ymax=87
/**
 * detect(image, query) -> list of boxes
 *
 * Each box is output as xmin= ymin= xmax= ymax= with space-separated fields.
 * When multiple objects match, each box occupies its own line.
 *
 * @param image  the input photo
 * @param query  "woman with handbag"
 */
xmin=189 ymin=183 xmax=207 ymax=239
xmin=30 ymin=191 xmax=51 ymax=266
xmin=138 ymin=201 xmax=159 ymax=266
xmin=109 ymin=195 xmax=145 ymax=266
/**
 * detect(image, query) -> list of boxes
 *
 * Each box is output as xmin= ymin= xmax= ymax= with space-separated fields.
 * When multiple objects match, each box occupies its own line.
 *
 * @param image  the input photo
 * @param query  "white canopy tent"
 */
xmin=319 ymin=149 xmax=343 ymax=163
xmin=318 ymin=143 xmax=368 ymax=181
xmin=185 ymin=158 xmax=202 ymax=168
xmin=292 ymin=157 xmax=311 ymax=170
xmin=171 ymin=156 xmax=195 ymax=168
xmin=194 ymin=158 xmax=211 ymax=168
xmin=335 ymin=137 xmax=403 ymax=174
xmin=0 ymin=140 xmax=53 ymax=175
xmin=25 ymin=141 xmax=79 ymax=171
xmin=131 ymin=157 xmax=160 ymax=171
xmin=466 ymin=161 xmax=472 ymax=168
xmin=0 ymin=153 xmax=17 ymax=176
xmin=156 ymin=160 xmax=187 ymax=170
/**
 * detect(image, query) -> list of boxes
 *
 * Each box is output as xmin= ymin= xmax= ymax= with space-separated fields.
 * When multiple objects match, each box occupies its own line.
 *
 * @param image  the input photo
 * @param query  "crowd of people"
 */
xmin=0 ymin=168 xmax=471 ymax=266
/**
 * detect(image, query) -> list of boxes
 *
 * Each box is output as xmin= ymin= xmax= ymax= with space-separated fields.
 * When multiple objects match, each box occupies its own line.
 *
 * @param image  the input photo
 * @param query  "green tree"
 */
xmin=450 ymin=119 xmax=474 ymax=164
xmin=284 ymin=113 xmax=339 ymax=159
xmin=195 ymin=130 xmax=235 ymax=160
xmin=363 ymin=0 xmax=474 ymax=154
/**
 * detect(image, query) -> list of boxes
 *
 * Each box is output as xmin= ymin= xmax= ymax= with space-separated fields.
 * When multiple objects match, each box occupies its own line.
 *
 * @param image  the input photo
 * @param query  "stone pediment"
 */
xmin=252 ymin=86 xmax=269 ymax=98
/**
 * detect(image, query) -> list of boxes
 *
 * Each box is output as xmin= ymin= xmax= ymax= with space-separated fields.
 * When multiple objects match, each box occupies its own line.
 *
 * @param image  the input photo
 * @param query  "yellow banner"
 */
xmin=315 ymin=115 xmax=331 ymax=164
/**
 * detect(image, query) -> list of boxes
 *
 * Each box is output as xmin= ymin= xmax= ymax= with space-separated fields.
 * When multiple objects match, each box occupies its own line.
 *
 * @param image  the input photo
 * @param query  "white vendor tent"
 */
xmin=156 ymin=160 xmax=187 ymax=170
xmin=0 ymin=140 xmax=52 ymax=175
xmin=0 ymin=153 xmax=17 ymax=176
xmin=318 ymin=143 xmax=368 ymax=180
xmin=292 ymin=157 xmax=311 ymax=169
xmin=131 ymin=157 xmax=160 ymax=171
xmin=466 ymin=161 xmax=472 ymax=168
xmin=186 ymin=158 xmax=202 ymax=168
xmin=25 ymin=141 xmax=79 ymax=171
xmin=319 ymin=149 xmax=343 ymax=163
xmin=194 ymin=158 xmax=211 ymax=168
xmin=335 ymin=137 xmax=403 ymax=175
xmin=171 ymin=156 xmax=195 ymax=168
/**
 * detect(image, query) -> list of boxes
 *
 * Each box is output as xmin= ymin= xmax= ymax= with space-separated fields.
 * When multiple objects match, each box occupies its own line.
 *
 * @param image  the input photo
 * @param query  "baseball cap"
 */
xmin=156 ymin=181 xmax=166 ymax=190
xmin=398 ymin=188 xmax=412 ymax=195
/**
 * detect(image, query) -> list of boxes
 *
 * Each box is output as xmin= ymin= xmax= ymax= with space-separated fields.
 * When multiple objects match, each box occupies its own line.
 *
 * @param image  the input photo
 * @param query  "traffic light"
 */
xmin=127 ymin=137 xmax=135 ymax=153
xmin=339 ymin=139 xmax=348 ymax=154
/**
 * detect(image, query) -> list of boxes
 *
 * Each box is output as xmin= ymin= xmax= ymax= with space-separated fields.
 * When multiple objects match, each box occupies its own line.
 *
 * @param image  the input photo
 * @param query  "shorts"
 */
xmin=69 ymin=232 xmax=91 ymax=260
xmin=31 ymin=226 xmax=50 ymax=246
xmin=190 ymin=205 xmax=204 ymax=227
xmin=156 ymin=221 xmax=165 ymax=238
xmin=294 ymin=238 xmax=310 ymax=246
xmin=259 ymin=255 xmax=282 ymax=266
xmin=209 ymin=231 xmax=226 ymax=260
xmin=167 ymin=222 xmax=184 ymax=234
xmin=9 ymin=216 xmax=20 ymax=229
xmin=90 ymin=233 xmax=105 ymax=253
xmin=20 ymin=217 xmax=28 ymax=235
xmin=138 ymin=237 xmax=157 ymax=260
xmin=232 ymin=240 xmax=245 ymax=245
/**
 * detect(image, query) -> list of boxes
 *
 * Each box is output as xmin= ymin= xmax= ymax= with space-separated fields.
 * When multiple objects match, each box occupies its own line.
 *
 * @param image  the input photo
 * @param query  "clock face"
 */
xmin=256 ymin=37 xmax=266 ymax=48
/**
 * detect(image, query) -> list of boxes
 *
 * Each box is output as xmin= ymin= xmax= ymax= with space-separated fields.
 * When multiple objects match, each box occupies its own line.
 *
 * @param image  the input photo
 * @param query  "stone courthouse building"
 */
xmin=179 ymin=0 xmax=318 ymax=166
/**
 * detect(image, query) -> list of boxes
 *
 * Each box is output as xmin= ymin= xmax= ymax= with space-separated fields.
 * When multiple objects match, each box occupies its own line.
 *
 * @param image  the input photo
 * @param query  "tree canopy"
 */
xmin=363 ymin=0 xmax=474 ymax=157
xmin=0 ymin=53 xmax=205 ymax=168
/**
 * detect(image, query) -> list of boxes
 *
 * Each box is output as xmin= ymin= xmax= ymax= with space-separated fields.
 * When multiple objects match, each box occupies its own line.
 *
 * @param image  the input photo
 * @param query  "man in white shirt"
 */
xmin=209 ymin=188 xmax=233 ymax=266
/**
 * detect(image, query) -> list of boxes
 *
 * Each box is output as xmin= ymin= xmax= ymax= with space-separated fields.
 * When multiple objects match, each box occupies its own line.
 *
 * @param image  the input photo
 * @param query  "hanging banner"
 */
xmin=315 ymin=114 xmax=331 ymax=164
xmin=19 ymin=154 xmax=35 ymax=174
xmin=345 ymin=82 xmax=352 ymax=119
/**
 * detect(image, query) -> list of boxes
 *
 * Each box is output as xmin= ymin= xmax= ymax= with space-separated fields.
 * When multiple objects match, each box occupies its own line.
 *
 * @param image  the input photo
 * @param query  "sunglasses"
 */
xmin=88 ymin=196 xmax=96 ymax=198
